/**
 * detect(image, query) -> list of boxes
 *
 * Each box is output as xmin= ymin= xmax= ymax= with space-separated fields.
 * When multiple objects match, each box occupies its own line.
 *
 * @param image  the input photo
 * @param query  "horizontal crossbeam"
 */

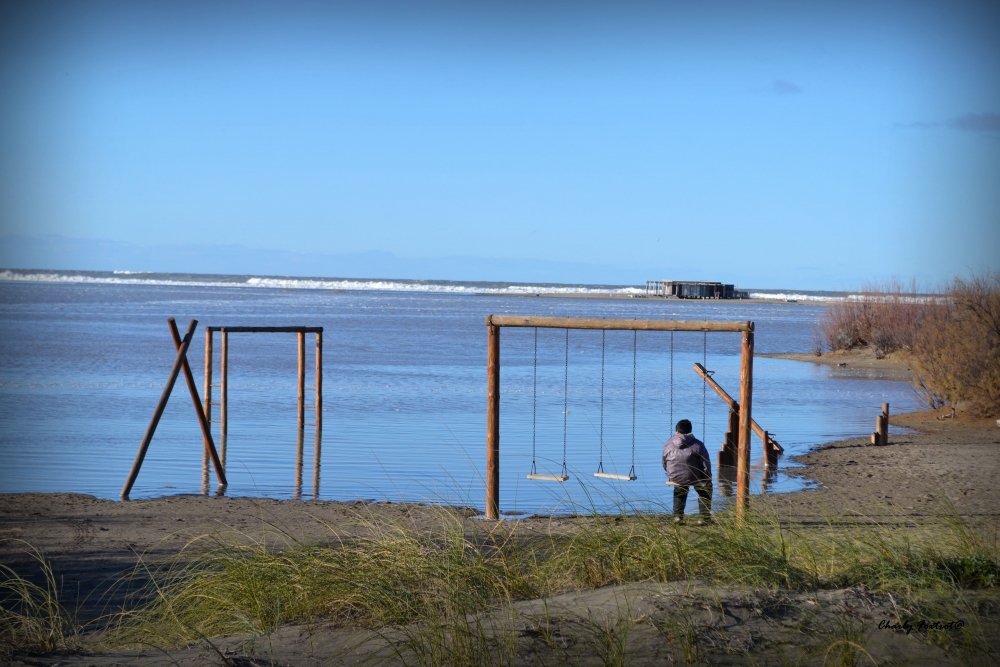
xmin=486 ymin=315 xmax=751 ymax=332
xmin=206 ymin=326 xmax=323 ymax=333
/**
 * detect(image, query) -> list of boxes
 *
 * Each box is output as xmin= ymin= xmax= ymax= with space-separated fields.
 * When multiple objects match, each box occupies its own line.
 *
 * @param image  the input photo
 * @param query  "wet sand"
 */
xmin=758 ymin=348 xmax=918 ymax=381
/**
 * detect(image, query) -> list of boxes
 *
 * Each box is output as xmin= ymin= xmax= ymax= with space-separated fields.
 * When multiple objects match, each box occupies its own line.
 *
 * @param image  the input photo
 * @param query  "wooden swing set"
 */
xmin=485 ymin=315 xmax=777 ymax=520
xmin=121 ymin=318 xmax=323 ymax=499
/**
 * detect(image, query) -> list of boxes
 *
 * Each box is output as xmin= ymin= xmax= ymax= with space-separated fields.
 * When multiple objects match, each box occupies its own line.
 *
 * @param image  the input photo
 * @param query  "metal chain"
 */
xmin=631 ymin=330 xmax=636 ymax=476
xmin=703 ymin=331 xmax=707 ymax=442
xmin=531 ymin=327 xmax=538 ymax=474
xmin=598 ymin=330 xmax=605 ymax=472
xmin=669 ymin=331 xmax=674 ymax=428
xmin=562 ymin=328 xmax=569 ymax=477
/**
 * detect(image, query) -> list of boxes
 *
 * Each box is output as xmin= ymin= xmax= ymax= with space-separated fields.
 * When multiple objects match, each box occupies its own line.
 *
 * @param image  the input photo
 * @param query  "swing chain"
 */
xmin=629 ymin=329 xmax=637 ymax=479
xmin=531 ymin=327 xmax=538 ymax=476
xmin=597 ymin=330 xmax=605 ymax=474
xmin=562 ymin=328 xmax=569 ymax=479
xmin=669 ymin=331 xmax=674 ymax=428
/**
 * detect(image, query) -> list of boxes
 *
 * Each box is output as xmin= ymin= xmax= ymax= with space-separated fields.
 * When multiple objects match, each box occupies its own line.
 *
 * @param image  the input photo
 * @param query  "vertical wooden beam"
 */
xmin=315 ymin=331 xmax=322 ymax=434
xmin=736 ymin=325 xmax=754 ymax=521
xmin=880 ymin=403 xmax=890 ymax=446
xmin=204 ymin=328 xmax=213 ymax=479
xmin=294 ymin=426 xmax=304 ymax=500
xmin=314 ymin=331 xmax=322 ymax=499
xmin=121 ymin=320 xmax=198 ymax=498
xmin=298 ymin=331 xmax=306 ymax=431
xmin=220 ymin=330 xmax=228 ymax=465
xmin=486 ymin=321 xmax=500 ymax=520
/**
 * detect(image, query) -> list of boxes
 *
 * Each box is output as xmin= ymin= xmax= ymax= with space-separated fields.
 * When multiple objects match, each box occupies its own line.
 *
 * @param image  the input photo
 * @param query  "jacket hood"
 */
xmin=675 ymin=433 xmax=699 ymax=449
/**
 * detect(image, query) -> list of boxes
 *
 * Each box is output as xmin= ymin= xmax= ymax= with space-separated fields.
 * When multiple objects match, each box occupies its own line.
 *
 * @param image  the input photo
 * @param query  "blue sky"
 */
xmin=1 ymin=1 xmax=998 ymax=288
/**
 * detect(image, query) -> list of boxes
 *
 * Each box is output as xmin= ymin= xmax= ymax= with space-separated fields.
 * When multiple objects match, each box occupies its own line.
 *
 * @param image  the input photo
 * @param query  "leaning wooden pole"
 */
xmin=297 ymin=331 xmax=306 ymax=431
xmin=736 ymin=325 xmax=754 ymax=520
xmin=121 ymin=319 xmax=198 ymax=498
xmin=693 ymin=363 xmax=782 ymax=454
xmin=486 ymin=320 xmax=501 ymax=520
xmin=167 ymin=318 xmax=227 ymax=486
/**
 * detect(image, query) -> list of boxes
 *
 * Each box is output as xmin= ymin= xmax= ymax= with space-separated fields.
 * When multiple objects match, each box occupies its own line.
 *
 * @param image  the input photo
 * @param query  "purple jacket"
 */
xmin=662 ymin=433 xmax=711 ymax=486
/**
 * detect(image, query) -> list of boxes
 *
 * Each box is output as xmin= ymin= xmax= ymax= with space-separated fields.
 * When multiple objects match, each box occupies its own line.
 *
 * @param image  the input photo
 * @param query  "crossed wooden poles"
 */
xmin=121 ymin=319 xmax=226 ymax=498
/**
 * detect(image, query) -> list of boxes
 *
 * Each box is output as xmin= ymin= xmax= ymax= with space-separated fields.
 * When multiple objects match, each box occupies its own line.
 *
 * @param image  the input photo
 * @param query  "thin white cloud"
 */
xmin=771 ymin=79 xmax=802 ymax=94
xmin=897 ymin=112 xmax=1000 ymax=133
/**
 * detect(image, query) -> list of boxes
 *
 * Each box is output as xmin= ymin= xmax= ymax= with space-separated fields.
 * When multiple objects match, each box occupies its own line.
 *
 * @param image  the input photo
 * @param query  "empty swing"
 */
xmin=594 ymin=330 xmax=638 ymax=481
xmin=527 ymin=328 xmax=570 ymax=482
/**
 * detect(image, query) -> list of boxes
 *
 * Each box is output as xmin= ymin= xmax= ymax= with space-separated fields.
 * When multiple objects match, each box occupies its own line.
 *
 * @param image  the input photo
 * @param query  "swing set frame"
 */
xmin=485 ymin=315 xmax=756 ymax=520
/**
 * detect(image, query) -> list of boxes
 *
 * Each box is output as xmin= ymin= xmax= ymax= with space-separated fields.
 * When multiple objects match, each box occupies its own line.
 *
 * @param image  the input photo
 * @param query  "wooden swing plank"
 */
xmin=527 ymin=473 xmax=570 ymax=482
xmin=487 ymin=315 xmax=751 ymax=333
xmin=594 ymin=472 xmax=637 ymax=481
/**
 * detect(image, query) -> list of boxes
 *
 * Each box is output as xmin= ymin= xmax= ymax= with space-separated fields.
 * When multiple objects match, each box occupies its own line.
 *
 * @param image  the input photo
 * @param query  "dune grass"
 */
xmin=3 ymin=502 xmax=997 ymax=663
xmin=0 ymin=541 xmax=77 ymax=658
xmin=95 ymin=503 xmax=998 ymax=654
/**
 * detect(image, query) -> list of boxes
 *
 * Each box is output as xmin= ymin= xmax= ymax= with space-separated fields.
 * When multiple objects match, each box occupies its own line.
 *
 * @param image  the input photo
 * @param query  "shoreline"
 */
xmin=758 ymin=347 xmax=917 ymax=381
xmin=2 ymin=410 xmax=997 ymax=665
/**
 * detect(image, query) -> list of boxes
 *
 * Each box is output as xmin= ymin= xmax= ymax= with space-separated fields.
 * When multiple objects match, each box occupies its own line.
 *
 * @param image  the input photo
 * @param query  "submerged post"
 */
xmin=486 ymin=318 xmax=500 ymax=520
xmin=736 ymin=325 xmax=754 ymax=520
xmin=204 ymin=328 xmax=213 ymax=477
xmin=314 ymin=330 xmax=323 ymax=498
xmin=220 ymin=330 xmax=228 ymax=464
xmin=298 ymin=331 xmax=306 ymax=431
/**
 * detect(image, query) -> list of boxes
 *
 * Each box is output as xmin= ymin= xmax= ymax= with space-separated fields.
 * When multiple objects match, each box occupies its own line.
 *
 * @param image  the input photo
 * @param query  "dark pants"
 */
xmin=673 ymin=484 xmax=712 ymax=516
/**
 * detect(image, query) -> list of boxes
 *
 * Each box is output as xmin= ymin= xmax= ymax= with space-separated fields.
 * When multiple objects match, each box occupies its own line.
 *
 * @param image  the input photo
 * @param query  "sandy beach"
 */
xmin=2 ymin=407 xmax=998 ymax=665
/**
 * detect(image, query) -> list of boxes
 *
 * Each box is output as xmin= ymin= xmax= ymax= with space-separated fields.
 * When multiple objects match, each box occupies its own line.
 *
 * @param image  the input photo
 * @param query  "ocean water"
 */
xmin=0 ymin=274 xmax=924 ymax=515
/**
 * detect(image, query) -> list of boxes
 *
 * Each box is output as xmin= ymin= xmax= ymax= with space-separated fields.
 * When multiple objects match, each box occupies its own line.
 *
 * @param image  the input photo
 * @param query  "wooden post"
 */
xmin=204 ymin=328 xmax=213 ymax=474
xmin=294 ymin=426 xmax=304 ymax=500
xmin=167 ymin=318 xmax=226 ymax=487
xmin=314 ymin=331 xmax=322 ymax=498
xmin=121 ymin=320 xmax=198 ymax=498
xmin=736 ymin=326 xmax=754 ymax=521
xmin=486 ymin=320 xmax=500 ymax=520
xmin=298 ymin=331 xmax=306 ymax=431
xmin=763 ymin=430 xmax=775 ymax=467
xmin=880 ymin=403 xmax=889 ymax=446
xmin=220 ymin=330 xmax=228 ymax=465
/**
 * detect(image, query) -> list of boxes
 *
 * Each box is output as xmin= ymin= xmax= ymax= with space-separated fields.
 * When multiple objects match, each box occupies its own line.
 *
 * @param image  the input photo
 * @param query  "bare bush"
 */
xmin=820 ymin=279 xmax=933 ymax=358
xmin=910 ymin=272 xmax=1000 ymax=416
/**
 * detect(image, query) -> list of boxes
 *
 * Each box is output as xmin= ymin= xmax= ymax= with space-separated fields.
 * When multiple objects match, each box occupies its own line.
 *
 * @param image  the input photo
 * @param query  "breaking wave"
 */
xmin=0 ymin=269 xmax=644 ymax=295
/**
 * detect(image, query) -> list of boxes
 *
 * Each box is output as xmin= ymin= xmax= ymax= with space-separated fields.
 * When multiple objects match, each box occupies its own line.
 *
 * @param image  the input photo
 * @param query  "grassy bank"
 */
xmin=819 ymin=272 xmax=1000 ymax=416
xmin=6 ymin=502 xmax=996 ymax=664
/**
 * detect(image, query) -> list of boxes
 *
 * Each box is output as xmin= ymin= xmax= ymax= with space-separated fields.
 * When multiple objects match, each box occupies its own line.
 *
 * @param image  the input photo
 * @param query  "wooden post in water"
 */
xmin=203 ymin=328 xmax=213 ymax=478
xmin=167 ymin=318 xmax=226 ymax=486
xmin=880 ymin=403 xmax=890 ymax=445
xmin=736 ymin=326 xmax=754 ymax=521
xmin=298 ymin=331 xmax=306 ymax=431
xmin=486 ymin=320 xmax=500 ymax=520
xmin=294 ymin=426 xmax=304 ymax=500
xmin=220 ymin=330 xmax=228 ymax=464
xmin=122 ymin=320 xmax=198 ymax=498
xmin=314 ymin=330 xmax=323 ymax=498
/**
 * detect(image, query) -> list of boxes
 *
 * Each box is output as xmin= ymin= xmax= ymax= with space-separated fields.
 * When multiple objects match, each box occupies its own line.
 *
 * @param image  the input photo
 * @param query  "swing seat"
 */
xmin=594 ymin=471 xmax=637 ymax=481
xmin=527 ymin=473 xmax=570 ymax=482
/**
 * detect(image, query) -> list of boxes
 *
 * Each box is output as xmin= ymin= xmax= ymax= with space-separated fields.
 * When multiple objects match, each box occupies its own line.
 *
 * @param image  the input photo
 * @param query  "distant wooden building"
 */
xmin=645 ymin=280 xmax=747 ymax=299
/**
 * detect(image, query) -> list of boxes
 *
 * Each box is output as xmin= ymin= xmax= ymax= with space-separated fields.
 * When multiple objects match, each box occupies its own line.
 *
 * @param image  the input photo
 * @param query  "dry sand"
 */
xmin=2 ymin=409 xmax=998 ymax=666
